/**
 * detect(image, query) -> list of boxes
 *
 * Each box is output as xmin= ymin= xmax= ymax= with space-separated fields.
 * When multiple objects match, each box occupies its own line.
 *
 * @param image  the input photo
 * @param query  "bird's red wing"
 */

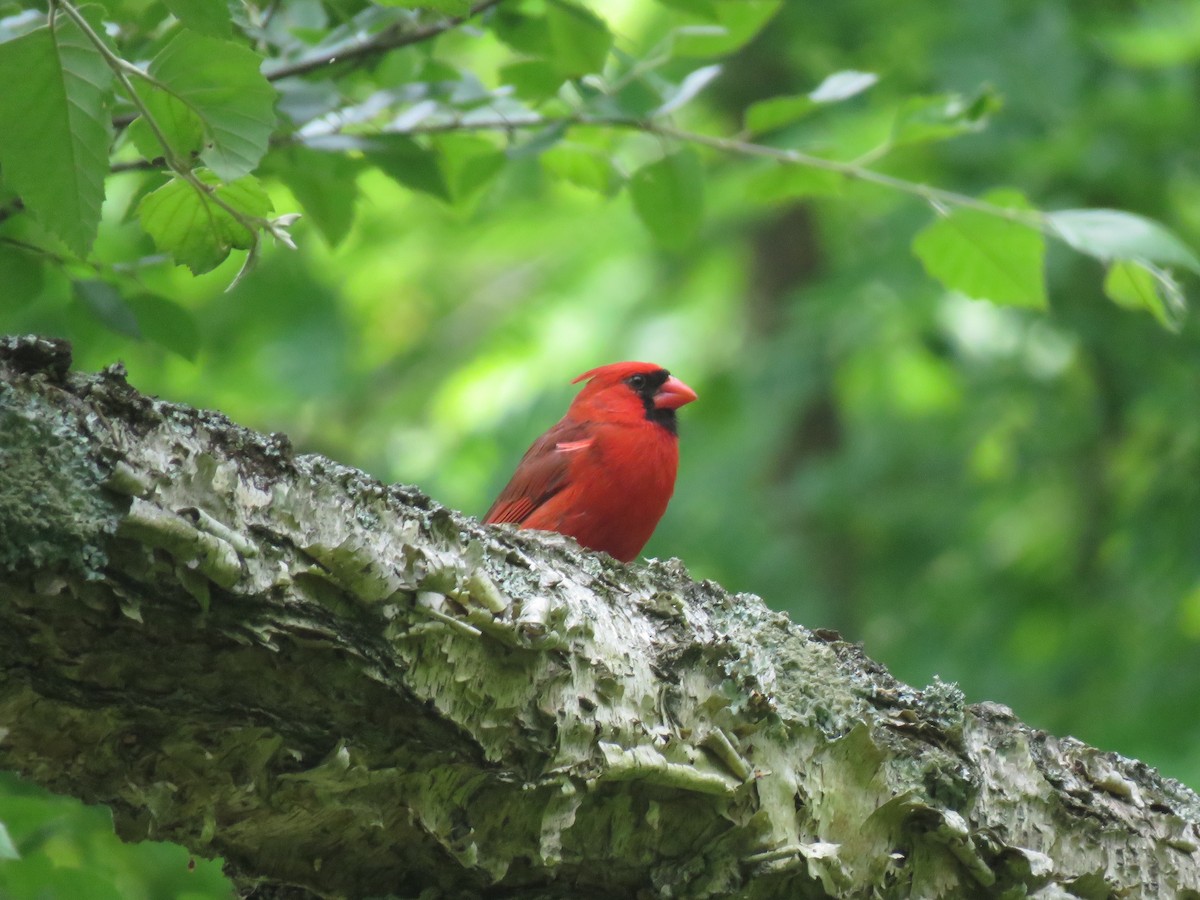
xmin=483 ymin=420 xmax=592 ymax=525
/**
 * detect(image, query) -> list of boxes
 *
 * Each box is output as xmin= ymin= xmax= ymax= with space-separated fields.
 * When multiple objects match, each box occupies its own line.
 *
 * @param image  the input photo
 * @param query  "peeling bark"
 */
xmin=1 ymin=334 xmax=1198 ymax=899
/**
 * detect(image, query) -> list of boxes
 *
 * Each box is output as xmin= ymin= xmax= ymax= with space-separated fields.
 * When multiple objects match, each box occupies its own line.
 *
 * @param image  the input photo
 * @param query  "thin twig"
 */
xmin=0 ymin=235 xmax=167 ymax=278
xmin=642 ymin=121 xmax=1048 ymax=230
xmin=111 ymin=0 xmax=507 ymax=129
xmin=263 ymin=0 xmax=506 ymax=81
xmin=110 ymin=99 xmax=1057 ymax=240
xmin=300 ymin=110 xmax=1052 ymax=234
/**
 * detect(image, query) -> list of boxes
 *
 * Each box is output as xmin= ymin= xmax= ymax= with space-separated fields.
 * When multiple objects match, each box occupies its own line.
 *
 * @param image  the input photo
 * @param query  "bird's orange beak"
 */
xmin=653 ymin=375 xmax=698 ymax=410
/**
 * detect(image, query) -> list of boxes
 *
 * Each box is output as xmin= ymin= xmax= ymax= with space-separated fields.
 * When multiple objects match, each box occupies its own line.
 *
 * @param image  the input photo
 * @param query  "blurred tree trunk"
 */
xmin=2 ymin=334 xmax=1198 ymax=899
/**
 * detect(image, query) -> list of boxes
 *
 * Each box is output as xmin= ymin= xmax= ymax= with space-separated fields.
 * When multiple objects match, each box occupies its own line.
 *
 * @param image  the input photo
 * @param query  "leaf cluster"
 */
xmin=1 ymin=0 xmax=1196 ymax=358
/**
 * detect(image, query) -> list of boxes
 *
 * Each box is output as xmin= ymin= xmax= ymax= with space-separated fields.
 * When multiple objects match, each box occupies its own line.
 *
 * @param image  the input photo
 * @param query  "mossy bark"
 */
xmin=1 ymin=335 xmax=1198 ymax=899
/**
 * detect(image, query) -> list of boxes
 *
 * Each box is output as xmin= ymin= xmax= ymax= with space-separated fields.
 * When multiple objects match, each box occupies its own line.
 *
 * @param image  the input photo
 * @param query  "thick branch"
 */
xmin=1 ymin=334 xmax=1198 ymax=898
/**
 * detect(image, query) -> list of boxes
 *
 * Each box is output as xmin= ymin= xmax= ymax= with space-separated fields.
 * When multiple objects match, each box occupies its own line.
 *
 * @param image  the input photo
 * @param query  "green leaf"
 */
xmin=127 ymin=88 xmax=204 ymax=162
xmin=510 ymin=120 xmax=570 ymax=159
xmin=546 ymin=1 xmax=612 ymax=77
xmin=745 ymin=95 xmax=815 ymax=135
xmin=0 ymin=242 xmax=46 ymax=308
xmin=745 ymin=70 xmax=878 ymax=135
xmin=126 ymin=292 xmax=202 ymax=358
xmin=146 ymin=31 xmax=277 ymax=181
xmin=500 ymin=59 xmax=566 ymax=102
xmin=163 ymin=0 xmax=232 ymax=38
xmin=138 ymin=171 xmax=273 ymax=273
xmin=912 ymin=189 xmax=1047 ymax=309
xmin=744 ymin=164 xmax=844 ymax=202
xmin=0 ymin=822 xmax=17 ymax=861
xmin=629 ymin=149 xmax=704 ymax=249
xmin=1104 ymin=260 xmax=1186 ymax=332
xmin=73 ymin=280 xmax=142 ymax=339
xmin=119 ymin=172 xmax=172 ymax=225
xmin=363 ymin=135 xmax=451 ymax=202
xmin=673 ymin=1 xmax=782 ymax=58
xmin=541 ymin=144 xmax=623 ymax=196
xmin=493 ymin=9 xmax=551 ymax=56
xmin=1047 ymin=209 xmax=1200 ymax=274
xmin=598 ymin=66 xmax=666 ymax=117
xmin=435 ymin=135 xmax=506 ymax=205
xmin=809 ymin=69 xmax=878 ymax=103
xmin=364 ymin=130 xmax=505 ymax=207
xmin=654 ymin=64 xmax=722 ymax=115
xmin=892 ymin=86 xmax=1002 ymax=147
xmin=0 ymin=19 xmax=114 ymax=255
xmin=656 ymin=0 xmax=719 ymax=18
xmin=272 ymin=147 xmax=361 ymax=246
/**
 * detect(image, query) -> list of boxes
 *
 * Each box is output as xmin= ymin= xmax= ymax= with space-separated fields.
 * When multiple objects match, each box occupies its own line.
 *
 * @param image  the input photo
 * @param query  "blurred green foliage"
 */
xmin=0 ymin=773 xmax=229 ymax=898
xmin=3 ymin=0 xmax=1200 ymax=894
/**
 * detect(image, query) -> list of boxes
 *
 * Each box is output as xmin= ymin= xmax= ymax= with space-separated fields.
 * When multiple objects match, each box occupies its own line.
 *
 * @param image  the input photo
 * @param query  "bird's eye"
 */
xmin=628 ymin=374 xmax=648 ymax=390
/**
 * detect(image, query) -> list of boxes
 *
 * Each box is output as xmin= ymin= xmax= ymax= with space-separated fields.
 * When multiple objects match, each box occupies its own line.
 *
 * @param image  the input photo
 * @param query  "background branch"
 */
xmin=109 ymin=0 xmax=507 ymax=129
xmin=263 ymin=0 xmax=508 ymax=82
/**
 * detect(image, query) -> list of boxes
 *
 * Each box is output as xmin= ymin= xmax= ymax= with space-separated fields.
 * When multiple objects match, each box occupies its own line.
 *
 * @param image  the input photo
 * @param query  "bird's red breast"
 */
xmin=484 ymin=361 xmax=697 ymax=562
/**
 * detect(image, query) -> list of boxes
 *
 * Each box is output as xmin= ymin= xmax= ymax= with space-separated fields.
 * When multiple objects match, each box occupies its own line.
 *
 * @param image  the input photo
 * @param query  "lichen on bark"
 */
xmin=1 ymin=334 xmax=1199 ymax=899
xmin=0 ymin=350 xmax=120 ymax=575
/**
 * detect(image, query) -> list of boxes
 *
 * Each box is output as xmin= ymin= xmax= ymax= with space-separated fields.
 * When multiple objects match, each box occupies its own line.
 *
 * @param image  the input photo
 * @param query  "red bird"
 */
xmin=484 ymin=361 xmax=697 ymax=562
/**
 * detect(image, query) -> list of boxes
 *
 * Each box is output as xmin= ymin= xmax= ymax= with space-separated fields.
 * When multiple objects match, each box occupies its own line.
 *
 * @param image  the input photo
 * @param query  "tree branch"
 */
xmin=263 ymin=0 xmax=508 ymax=82
xmin=2 ymin=334 xmax=1199 ymax=898
xmin=109 ymin=0 xmax=508 ymax=130
xmin=299 ymin=112 xmax=1055 ymax=236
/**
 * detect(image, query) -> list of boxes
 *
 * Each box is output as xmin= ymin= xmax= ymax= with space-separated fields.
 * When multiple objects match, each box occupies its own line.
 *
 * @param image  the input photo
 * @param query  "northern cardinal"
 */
xmin=484 ymin=361 xmax=697 ymax=562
